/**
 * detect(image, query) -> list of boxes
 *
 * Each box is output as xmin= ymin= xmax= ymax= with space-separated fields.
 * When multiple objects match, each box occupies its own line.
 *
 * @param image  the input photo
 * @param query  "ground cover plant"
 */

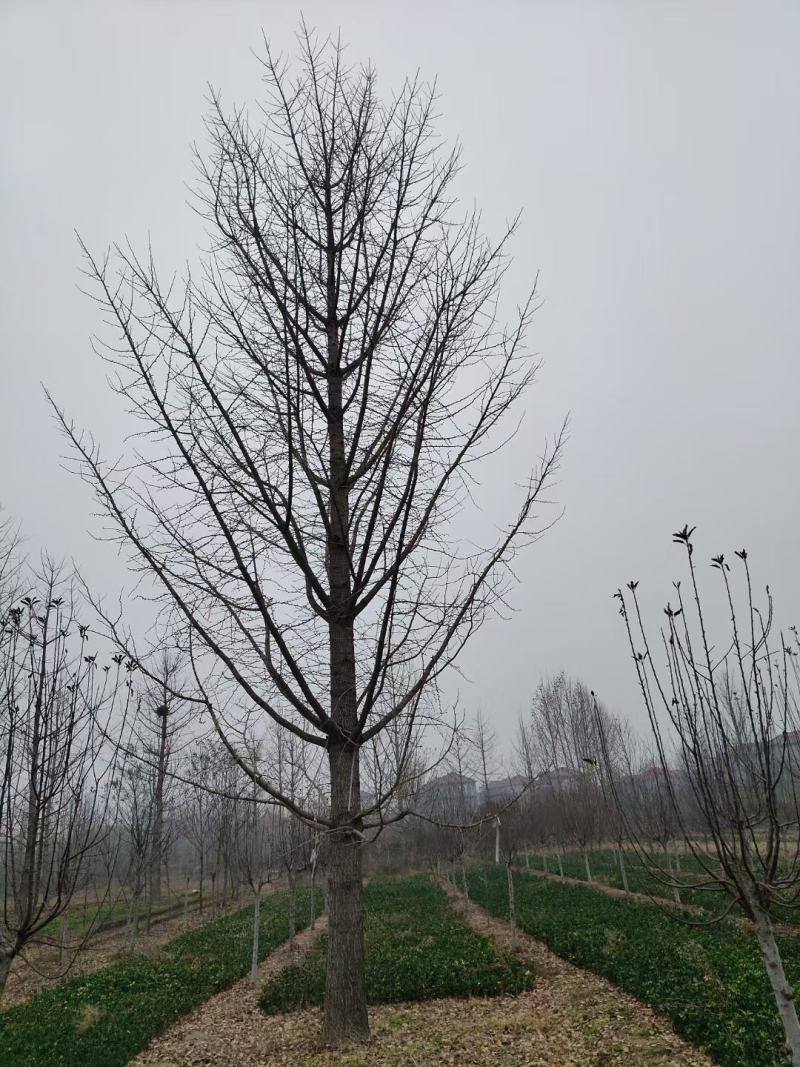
xmin=259 ymin=874 xmax=532 ymax=1014
xmin=465 ymin=865 xmax=800 ymax=1067
xmin=0 ymin=886 xmax=320 ymax=1067
xmin=525 ymin=848 xmax=800 ymax=928
xmin=39 ymin=890 xmax=191 ymax=940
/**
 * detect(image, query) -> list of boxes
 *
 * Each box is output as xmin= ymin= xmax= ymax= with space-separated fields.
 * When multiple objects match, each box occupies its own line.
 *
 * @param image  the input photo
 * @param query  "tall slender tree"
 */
xmin=52 ymin=28 xmax=562 ymax=1040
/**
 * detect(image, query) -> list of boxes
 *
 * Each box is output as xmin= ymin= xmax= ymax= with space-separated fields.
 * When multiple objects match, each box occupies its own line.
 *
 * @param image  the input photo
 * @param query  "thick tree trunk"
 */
xmin=324 ymin=745 xmax=368 ymax=1043
xmin=322 ymin=293 xmax=369 ymax=1042
xmin=583 ymin=851 xmax=593 ymax=883
xmin=753 ymin=907 xmax=800 ymax=1065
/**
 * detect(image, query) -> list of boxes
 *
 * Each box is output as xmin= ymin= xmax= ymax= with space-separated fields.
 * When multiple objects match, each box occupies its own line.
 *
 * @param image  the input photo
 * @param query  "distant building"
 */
xmin=416 ymin=772 xmax=478 ymax=816
xmin=483 ymin=775 xmax=530 ymax=807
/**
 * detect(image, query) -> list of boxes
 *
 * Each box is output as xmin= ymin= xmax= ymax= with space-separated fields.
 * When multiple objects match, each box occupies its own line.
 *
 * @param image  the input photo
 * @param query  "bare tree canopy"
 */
xmin=51 ymin=28 xmax=562 ymax=1041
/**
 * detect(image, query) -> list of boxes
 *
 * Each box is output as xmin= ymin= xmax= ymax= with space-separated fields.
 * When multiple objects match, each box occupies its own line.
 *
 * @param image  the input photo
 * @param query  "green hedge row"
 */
xmin=0 ymin=887 xmax=321 ymax=1067
xmin=259 ymin=873 xmax=532 ymax=1013
xmin=466 ymin=865 xmax=797 ymax=1067
xmin=524 ymin=848 xmax=800 ymax=927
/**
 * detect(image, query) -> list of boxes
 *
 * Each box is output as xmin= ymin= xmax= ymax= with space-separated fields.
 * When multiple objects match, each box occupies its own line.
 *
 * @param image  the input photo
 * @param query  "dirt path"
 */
xmin=126 ymin=885 xmax=715 ymax=1067
xmin=130 ymin=916 xmax=328 ymax=1066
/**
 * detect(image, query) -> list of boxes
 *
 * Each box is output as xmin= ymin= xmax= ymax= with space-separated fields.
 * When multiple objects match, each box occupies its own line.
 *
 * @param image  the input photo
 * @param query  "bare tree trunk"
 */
xmin=525 ymin=850 xmax=530 ymax=868
xmin=506 ymin=865 xmax=517 ymax=950
xmin=753 ymin=908 xmax=800 ymax=1065
xmin=494 ymin=817 xmax=501 ymax=865
xmin=461 ymin=855 xmax=470 ymax=902
xmin=150 ymin=705 xmax=168 ymax=910
xmin=543 ymin=853 xmax=549 ymax=875
xmin=557 ymin=851 xmax=564 ymax=880
xmin=310 ymin=857 xmax=317 ymax=930
xmin=323 ymin=746 xmax=368 ymax=1044
xmin=322 ymin=350 xmax=369 ymax=1044
xmin=0 ymin=948 xmax=14 ymax=999
xmin=250 ymin=888 xmax=261 ymax=985
xmin=127 ymin=889 xmax=141 ymax=950
xmin=198 ymin=849 xmax=204 ymax=916
xmin=583 ymin=850 xmax=593 ymax=883
xmin=618 ymin=848 xmax=630 ymax=895
xmin=59 ymin=911 xmax=69 ymax=969
xmin=287 ymin=867 xmax=297 ymax=949
xmin=665 ymin=846 xmax=681 ymax=905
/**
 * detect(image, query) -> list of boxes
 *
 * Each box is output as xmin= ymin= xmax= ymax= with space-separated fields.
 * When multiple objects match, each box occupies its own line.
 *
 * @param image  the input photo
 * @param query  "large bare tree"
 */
xmin=52 ymin=29 xmax=562 ymax=1040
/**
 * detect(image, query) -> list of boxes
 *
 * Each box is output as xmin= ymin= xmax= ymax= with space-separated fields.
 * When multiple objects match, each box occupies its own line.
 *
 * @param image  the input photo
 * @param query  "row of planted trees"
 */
xmin=333 ymin=529 xmax=798 ymax=1063
xmin=395 ymin=529 xmax=800 ymax=1065
xmin=0 ymin=516 xmax=320 ymax=1000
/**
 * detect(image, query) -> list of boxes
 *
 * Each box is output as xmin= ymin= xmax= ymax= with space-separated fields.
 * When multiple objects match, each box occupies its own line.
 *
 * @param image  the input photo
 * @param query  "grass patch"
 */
xmin=0 ymin=886 xmax=321 ymax=1067
xmin=466 ymin=865 xmax=798 ymax=1067
xmin=259 ymin=873 xmax=532 ymax=1013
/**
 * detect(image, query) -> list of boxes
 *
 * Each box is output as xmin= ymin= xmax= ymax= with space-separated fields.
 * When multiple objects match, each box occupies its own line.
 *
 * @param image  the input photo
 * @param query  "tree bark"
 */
xmin=583 ymin=851 xmax=593 ymax=883
xmin=287 ymin=867 xmax=296 ymax=949
xmin=753 ymin=907 xmax=800 ymax=1065
xmin=198 ymin=849 xmax=204 ymax=915
xmin=618 ymin=848 xmax=630 ymax=895
xmin=310 ymin=860 xmax=317 ymax=930
xmin=0 ymin=948 xmax=14 ymax=1000
xmin=150 ymin=705 xmax=168 ymax=909
xmin=506 ymin=865 xmax=517 ymax=950
xmin=250 ymin=888 xmax=261 ymax=985
xmin=324 ymin=746 xmax=368 ymax=1043
xmin=322 ymin=292 xmax=369 ymax=1042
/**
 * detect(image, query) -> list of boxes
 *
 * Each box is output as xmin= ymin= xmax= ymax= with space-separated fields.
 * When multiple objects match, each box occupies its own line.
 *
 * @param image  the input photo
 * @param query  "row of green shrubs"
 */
xmin=465 ymin=865 xmax=797 ymax=1067
xmin=524 ymin=847 xmax=800 ymax=927
xmin=259 ymin=873 xmax=533 ymax=1013
xmin=0 ymin=886 xmax=321 ymax=1067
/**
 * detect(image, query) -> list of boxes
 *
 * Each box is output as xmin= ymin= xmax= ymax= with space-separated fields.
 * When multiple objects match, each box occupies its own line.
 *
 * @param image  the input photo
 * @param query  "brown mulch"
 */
xmin=127 ymin=885 xmax=715 ymax=1067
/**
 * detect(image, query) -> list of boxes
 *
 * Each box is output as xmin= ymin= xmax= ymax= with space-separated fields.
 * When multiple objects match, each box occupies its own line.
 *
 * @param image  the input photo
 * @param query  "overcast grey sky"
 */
xmin=2 ymin=1 xmax=799 ymax=743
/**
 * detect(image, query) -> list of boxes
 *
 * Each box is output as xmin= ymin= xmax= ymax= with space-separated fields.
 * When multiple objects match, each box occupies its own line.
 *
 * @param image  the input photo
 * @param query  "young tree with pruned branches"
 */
xmin=0 ymin=553 xmax=131 ymax=996
xmin=601 ymin=526 xmax=800 ymax=1065
xmin=51 ymin=28 xmax=562 ymax=1040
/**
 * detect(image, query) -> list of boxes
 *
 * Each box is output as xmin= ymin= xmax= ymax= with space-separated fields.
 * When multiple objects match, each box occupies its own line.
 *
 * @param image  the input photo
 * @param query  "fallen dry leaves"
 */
xmin=127 ymin=883 xmax=715 ymax=1067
